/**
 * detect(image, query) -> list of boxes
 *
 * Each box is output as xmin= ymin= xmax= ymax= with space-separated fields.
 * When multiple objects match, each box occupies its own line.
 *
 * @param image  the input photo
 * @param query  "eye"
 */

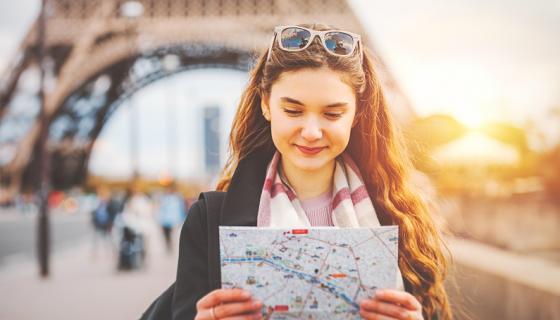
xmin=282 ymin=108 xmax=302 ymax=116
xmin=325 ymin=112 xmax=343 ymax=119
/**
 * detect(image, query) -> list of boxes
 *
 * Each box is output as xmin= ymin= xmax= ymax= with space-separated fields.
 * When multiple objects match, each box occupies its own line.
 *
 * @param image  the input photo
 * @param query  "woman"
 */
xmin=146 ymin=23 xmax=452 ymax=320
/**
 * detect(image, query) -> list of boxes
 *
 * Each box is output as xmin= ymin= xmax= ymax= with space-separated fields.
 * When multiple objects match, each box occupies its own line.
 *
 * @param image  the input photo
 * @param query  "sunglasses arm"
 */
xmin=266 ymin=33 xmax=277 ymax=62
xmin=358 ymin=40 xmax=364 ymax=65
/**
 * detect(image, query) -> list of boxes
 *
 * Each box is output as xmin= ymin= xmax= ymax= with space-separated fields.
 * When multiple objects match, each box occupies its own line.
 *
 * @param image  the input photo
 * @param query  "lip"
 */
xmin=295 ymin=145 xmax=326 ymax=155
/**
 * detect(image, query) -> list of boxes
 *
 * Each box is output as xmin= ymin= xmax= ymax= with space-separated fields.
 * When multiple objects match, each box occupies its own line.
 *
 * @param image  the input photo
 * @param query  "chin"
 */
xmin=291 ymin=155 xmax=332 ymax=172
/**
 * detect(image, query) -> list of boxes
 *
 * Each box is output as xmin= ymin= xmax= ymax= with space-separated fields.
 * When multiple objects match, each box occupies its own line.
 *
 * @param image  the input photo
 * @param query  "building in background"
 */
xmin=203 ymin=105 xmax=221 ymax=178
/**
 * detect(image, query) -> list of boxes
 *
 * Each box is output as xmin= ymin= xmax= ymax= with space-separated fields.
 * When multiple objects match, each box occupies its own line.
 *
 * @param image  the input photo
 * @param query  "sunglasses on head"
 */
xmin=266 ymin=25 xmax=363 ymax=63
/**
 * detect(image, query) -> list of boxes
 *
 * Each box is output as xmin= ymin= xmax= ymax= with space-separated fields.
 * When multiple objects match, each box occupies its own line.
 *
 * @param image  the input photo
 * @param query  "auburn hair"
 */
xmin=216 ymin=23 xmax=452 ymax=319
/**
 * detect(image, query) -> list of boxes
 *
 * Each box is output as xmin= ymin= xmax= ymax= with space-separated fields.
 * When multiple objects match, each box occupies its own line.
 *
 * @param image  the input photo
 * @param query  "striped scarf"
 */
xmin=256 ymin=151 xmax=381 ymax=228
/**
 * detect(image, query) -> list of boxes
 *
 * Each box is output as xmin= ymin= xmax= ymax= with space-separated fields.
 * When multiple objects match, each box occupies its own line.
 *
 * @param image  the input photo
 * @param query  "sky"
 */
xmin=1 ymin=0 xmax=559 ymax=179
xmin=350 ymin=0 xmax=560 ymax=128
xmin=88 ymin=69 xmax=248 ymax=180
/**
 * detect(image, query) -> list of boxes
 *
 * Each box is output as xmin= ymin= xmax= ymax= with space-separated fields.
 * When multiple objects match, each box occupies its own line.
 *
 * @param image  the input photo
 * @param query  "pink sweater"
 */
xmin=300 ymin=189 xmax=334 ymax=226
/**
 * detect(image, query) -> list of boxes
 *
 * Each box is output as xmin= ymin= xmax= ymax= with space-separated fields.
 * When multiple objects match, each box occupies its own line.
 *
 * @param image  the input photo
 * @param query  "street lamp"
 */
xmin=37 ymin=0 xmax=50 ymax=278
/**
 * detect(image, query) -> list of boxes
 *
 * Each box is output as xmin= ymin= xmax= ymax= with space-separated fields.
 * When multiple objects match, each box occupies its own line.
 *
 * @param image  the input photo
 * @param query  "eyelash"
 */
xmin=282 ymin=108 xmax=343 ymax=119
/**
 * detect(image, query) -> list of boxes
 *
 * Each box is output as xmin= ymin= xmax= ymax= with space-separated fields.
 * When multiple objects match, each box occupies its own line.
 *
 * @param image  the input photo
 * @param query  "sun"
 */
xmin=451 ymin=106 xmax=487 ymax=129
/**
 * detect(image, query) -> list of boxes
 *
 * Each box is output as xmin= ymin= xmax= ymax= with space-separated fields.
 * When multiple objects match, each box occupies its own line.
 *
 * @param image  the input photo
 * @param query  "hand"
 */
xmin=195 ymin=288 xmax=263 ymax=319
xmin=359 ymin=289 xmax=424 ymax=320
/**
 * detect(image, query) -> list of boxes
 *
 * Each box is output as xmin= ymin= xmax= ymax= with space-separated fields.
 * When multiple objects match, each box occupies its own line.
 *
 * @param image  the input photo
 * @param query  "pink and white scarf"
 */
xmin=256 ymin=151 xmax=405 ymax=290
xmin=257 ymin=151 xmax=380 ymax=227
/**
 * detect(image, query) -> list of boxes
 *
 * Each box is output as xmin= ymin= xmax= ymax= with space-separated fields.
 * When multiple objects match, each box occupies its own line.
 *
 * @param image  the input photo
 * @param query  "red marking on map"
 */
xmin=330 ymin=273 xmax=348 ymax=278
xmin=291 ymin=229 xmax=308 ymax=234
xmin=274 ymin=305 xmax=290 ymax=311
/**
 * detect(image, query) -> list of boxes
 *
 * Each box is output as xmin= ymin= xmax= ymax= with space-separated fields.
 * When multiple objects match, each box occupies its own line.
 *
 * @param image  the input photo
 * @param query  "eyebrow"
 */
xmin=280 ymin=97 xmax=348 ymax=108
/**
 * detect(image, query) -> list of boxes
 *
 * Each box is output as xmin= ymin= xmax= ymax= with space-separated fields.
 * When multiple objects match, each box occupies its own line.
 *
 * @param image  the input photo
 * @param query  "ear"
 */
xmin=261 ymin=94 xmax=271 ymax=122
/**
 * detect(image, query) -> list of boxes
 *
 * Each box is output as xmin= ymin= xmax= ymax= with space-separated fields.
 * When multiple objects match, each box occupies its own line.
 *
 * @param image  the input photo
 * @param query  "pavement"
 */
xmin=0 ymin=209 xmax=91 ymax=266
xmin=0 ymin=211 xmax=179 ymax=320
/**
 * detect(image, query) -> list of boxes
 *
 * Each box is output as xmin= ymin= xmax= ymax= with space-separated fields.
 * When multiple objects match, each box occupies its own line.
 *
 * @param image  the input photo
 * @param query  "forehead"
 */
xmin=270 ymin=68 xmax=356 ymax=105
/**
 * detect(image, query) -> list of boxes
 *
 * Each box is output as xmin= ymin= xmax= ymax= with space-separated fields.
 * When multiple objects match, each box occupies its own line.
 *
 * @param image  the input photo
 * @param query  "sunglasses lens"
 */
xmin=280 ymin=27 xmax=311 ymax=50
xmin=324 ymin=32 xmax=354 ymax=55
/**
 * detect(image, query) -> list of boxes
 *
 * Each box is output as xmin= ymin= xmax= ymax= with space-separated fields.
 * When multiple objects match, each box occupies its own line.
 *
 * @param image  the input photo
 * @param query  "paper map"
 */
xmin=219 ymin=226 xmax=399 ymax=319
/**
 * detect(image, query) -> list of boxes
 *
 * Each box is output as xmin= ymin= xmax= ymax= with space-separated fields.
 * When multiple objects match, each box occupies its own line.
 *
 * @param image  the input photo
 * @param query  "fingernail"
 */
xmin=241 ymin=291 xmax=251 ymax=298
xmin=376 ymin=289 xmax=385 ymax=295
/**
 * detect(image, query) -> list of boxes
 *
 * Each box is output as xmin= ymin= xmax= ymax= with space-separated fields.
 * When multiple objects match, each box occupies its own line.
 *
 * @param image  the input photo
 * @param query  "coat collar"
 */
xmin=219 ymin=147 xmax=275 ymax=226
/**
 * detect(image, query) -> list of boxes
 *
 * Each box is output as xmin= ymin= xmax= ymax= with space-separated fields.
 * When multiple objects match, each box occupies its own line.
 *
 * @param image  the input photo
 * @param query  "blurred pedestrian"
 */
xmin=156 ymin=181 xmax=186 ymax=253
xmin=90 ymin=186 xmax=119 ymax=259
xmin=121 ymin=186 xmax=155 ymax=256
xmin=16 ymin=193 xmax=36 ymax=216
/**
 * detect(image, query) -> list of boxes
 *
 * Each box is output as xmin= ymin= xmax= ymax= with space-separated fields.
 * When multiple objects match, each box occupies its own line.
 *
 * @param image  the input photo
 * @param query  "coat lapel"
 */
xmin=219 ymin=147 xmax=275 ymax=226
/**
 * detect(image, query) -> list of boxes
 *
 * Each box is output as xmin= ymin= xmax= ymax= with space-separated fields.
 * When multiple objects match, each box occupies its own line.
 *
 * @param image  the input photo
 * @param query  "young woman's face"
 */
xmin=262 ymin=67 xmax=357 ymax=173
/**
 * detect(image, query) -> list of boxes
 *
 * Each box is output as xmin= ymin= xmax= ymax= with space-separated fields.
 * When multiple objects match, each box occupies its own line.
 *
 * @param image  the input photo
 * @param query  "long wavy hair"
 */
xmin=216 ymin=23 xmax=452 ymax=320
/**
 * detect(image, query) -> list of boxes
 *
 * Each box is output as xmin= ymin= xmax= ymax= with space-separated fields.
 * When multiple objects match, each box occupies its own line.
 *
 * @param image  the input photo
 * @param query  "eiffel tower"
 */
xmin=0 ymin=0 xmax=415 ymax=201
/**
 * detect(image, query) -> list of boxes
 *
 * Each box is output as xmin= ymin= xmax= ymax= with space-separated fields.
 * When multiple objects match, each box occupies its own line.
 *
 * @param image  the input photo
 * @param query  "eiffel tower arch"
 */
xmin=0 ymin=0 xmax=415 ymax=201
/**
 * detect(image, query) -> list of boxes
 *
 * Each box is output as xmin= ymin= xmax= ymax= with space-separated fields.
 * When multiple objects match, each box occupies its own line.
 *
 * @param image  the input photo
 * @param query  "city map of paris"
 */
xmin=220 ymin=226 xmax=399 ymax=319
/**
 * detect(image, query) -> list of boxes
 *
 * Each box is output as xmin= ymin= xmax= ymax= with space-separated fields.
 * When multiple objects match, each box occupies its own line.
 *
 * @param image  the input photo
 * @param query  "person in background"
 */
xmin=90 ymin=186 xmax=119 ymax=258
xmin=156 ymin=181 xmax=186 ymax=253
xmin=121 ymin=185 xmax=156 ymax=257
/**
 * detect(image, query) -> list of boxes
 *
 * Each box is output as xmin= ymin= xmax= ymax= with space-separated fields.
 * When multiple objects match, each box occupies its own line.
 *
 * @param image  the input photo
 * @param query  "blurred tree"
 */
xmin=478 ymin=122 xmax=529 ymax=155
xmin=404 ymin=114 xmax=467 ymax=172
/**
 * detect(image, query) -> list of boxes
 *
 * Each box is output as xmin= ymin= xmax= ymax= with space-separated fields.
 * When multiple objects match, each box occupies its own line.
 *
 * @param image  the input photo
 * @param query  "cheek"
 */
xmin=270 ymin=118 xmax=296 ymax=147
xmin=328 ymin=119 xmax=354 ymax=144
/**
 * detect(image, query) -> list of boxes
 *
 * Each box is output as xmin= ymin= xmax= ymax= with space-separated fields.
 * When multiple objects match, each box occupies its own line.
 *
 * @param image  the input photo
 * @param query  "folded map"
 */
xmin=219 ymin=226 xmax=399 ymax=319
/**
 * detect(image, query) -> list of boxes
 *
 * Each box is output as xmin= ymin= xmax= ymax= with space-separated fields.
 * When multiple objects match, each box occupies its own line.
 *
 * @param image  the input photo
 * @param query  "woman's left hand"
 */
xmin=359 ymin=289 xmax=424 ymax=320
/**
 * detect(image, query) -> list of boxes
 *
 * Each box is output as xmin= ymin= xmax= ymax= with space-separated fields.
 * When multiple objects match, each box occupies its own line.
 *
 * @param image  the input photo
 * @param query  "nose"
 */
xmin=300 ymin=116 xmax=323 ymax=142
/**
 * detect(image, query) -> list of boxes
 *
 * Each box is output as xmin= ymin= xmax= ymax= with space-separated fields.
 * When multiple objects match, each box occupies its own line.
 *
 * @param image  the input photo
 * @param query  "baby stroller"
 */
xmin=118 ymin=224 xmax=146 ymax=270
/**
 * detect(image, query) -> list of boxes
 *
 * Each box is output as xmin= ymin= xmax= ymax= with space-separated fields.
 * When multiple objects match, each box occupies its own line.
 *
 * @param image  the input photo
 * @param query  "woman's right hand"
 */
xmin=195 ymin=288 xmax=263 ymax=319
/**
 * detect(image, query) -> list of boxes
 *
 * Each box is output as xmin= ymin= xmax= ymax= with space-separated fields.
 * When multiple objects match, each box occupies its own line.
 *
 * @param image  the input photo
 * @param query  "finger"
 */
xmin=195 ymin=308 xmax=221 ymax=320
xmin=215 ymin=300 xmax=262 ymax=318
xmin=197 ymin=289 xmax=252 ymax=309
xmin=359 ymin=308 xmax=399 ymax=320
xmin=361 ymin=299 xmax=411 ymax=319
xmin=221 ymin=312 xmax=262 ymax=320
xmin=196 ymin=309 xmax=215 ymax=320
xmin=374 ymin=290 xmax=421 ymax=311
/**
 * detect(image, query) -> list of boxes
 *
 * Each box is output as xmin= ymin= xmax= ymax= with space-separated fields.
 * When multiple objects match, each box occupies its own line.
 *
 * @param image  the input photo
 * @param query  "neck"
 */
xmin=280 ymin=159 xmax=335 ymax=201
